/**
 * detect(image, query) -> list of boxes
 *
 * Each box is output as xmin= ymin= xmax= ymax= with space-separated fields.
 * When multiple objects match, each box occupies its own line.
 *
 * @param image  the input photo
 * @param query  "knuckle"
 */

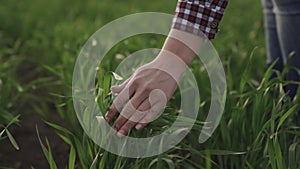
xmin=130 ymin=99 xmax=140 ymax=109
xmin=137 ymin=102 xmax=150 ymax=112
xmin=141 ymin=84 xmax=152 ymax=93
xmin=127 ymin=101 xmax=137 ymax=111
xmin=144 ymin=86 xmax=152 ymax=93
xmin=113 ymin=97 xmax=127 ymax=110
xmin=120 ymin=108 xmax=131 ymax=119
xmin=131 ymin=78 xmax=140 ymax=87
xmin=136 ymin=110 xmax=146 ymax=117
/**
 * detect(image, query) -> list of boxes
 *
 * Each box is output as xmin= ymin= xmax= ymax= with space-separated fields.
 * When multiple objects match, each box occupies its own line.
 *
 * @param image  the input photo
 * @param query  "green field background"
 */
xmin=1 ymin=0 xmax=300 ymax=169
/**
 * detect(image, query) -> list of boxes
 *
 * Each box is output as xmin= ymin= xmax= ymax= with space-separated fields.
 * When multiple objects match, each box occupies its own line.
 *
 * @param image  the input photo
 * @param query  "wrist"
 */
xmin=162 ymin=29 xmax=204 ymax=65
xmin=149 ymin=50 xmax=188 ymax=82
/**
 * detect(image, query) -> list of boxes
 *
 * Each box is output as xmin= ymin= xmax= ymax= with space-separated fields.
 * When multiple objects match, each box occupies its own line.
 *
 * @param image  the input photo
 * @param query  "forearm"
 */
xmin=149 ymin=29 xmax=203 ymax=83
xmin=160 ymin=0 xmax=230 ymax=66
xmin=161 ymin=29 xmax=203 ymax=65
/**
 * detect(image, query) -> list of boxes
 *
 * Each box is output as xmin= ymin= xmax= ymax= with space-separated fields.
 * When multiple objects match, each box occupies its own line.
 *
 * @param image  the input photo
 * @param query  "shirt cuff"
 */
xmin=172 ymin=0 xmax=228 ymax=39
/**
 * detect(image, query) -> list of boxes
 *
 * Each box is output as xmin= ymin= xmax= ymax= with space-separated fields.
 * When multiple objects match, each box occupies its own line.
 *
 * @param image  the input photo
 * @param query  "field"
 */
xmin=1 ymin=0 xmax=300 ymax=169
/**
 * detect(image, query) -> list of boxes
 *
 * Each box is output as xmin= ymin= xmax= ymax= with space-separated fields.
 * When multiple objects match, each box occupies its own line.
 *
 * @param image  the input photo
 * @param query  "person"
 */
xmin=262 ymin=0 xmax=300 ymax=99
xmin=105 ymin=0 xmax=300 ymax=136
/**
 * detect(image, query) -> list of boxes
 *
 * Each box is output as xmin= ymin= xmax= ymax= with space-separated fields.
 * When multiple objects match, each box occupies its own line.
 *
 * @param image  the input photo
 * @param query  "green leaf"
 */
xmin=240 ymin=47 xmax=256 ymax=93
xmin=5 ymin=129 xmax=19 ymax=150
xmin=56 ymin=132 xmax=72 ymax=145
xmin=0 ymin=128 xmax=5 ymax=138
xmin=36 ymin=126 xmax=58 ymax=169
xmin=268 ymin=140 xmax=276 ymax=169
xmin=274 ymin=138 xmax=284 ymax=169
xmin=7 ymin=115 xmax=20 ymax=128
xmin=288 ymin=141 xmax=299 ymax=169
xmin=99 ymin=152 xmax=108 ymax=169
xmin=44 ymin=121 xmax=73 ymax=136
xmin=201 ymin=149 xmax=246 ymax=156
xmin=68 ymin=146 xmax=76 ymax=169
xmin=276 ymin=104 xmax=298 ymax=131
xmin=162 ymin=158 xmax=175 ymax=169
xmin=89 ymin=152 xmax=99 ymax=169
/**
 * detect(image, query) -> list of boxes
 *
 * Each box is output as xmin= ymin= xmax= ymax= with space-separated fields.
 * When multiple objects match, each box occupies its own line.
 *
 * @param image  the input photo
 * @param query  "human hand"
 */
xmin=105 ymin=51 xmax=188 ymax=136
xmin=105 ymin=29 xmax=203 ymax=136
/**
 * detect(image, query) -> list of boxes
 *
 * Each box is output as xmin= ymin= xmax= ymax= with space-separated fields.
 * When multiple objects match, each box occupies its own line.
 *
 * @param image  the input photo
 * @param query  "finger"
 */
xmin=128 ymin=99 xmax=150 ymax=123
xmin=117 ymin=100 xmax=150 ymax=136
xmin=135 ymin=90 xmax=167 ymax=130
xmin=113 ymin=100 xmax=135 ymax=131
xmin=114 ymin=91 xmax=147 ymax=130
xmin=105 ymin=86 xmax=133 ymax=123
xmin=135 ymin=104 xmax=159 ymax=130
xmin=116 ymin=119 xmax=135 ymax=137
xmin=105 ymin=105 xmax=117 ymax=123
xmin=110 ymin=79 xmax=130 ymax=93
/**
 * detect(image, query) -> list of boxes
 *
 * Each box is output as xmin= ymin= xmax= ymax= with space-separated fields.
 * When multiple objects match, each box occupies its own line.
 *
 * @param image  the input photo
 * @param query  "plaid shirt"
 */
xmin=172 ymin=0 xmax=229 ymax=39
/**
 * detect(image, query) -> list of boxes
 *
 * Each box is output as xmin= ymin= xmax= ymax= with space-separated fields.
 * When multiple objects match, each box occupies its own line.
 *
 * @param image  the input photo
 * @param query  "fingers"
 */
xmin=117 ymin=99 xmax=151 ymax=136
xmin=136 ymin=89 xmax=167 ymax=130
xmin=117 ymin=90 xmax=168 ymax=135
xmin=128 ymin=99 xmax=150 ymax=123
xmin=105 ymin=105 xmax=117 ymax=123
xmin=106 ymin=78 xmax=131 ymax=122
xmin=108 ymin=87 xmax=168 ymax=136
xmin=114 ymin=91 xmax=147 ymax=130
xmin=113 ymin=100 xmax=136 ymax=131
xmin=106 ymin=70 xmax=172 ymax=136
xmin=135 ymin=102 xmax=163 ymax=130
xmin=105 ymin=85 xmax=133 ymax=123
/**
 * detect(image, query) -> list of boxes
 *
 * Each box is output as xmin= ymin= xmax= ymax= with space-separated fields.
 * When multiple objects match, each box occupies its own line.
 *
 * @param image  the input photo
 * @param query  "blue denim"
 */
xmin=262 ymin=0 xmax=300 ymax=99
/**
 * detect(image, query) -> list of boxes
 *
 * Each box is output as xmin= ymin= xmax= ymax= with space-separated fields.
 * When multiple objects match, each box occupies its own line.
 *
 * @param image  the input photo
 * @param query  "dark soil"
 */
xmin=0 ymin=113 xmax=69 ymax=169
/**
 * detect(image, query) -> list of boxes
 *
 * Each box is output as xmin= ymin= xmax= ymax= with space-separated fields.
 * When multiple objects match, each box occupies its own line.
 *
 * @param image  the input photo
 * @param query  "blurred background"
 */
xmin=1 ymin=0 xmax=299 ymax=169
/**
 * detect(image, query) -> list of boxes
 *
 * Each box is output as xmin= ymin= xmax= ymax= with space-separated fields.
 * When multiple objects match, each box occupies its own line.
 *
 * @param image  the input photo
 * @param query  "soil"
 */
xmin=0 ymin=113 xmax=69 ymax=169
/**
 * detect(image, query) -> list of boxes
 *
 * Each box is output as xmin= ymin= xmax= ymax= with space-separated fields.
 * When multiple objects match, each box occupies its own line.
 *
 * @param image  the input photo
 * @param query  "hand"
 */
xmin=105 ymin=29 xmax=202 ymax=136
xmin=105 ymin=49 xmax=190 ymax=136
xmin=105 ymin=56 xmax=181 ymax=136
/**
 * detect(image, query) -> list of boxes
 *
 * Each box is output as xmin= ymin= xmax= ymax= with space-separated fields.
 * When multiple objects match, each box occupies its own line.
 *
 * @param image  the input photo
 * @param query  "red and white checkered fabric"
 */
xmin=172 ymin=0 xmax=229 ymax=39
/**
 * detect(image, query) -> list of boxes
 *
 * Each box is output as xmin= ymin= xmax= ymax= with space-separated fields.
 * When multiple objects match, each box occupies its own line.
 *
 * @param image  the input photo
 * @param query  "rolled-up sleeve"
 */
xmin=172 ymin=0 xmax=229 ymax=39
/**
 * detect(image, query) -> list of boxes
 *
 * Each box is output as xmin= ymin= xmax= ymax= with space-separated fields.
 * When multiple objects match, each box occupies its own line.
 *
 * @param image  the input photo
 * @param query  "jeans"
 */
xmin=262 ymin=0 xmax=300 ymax=99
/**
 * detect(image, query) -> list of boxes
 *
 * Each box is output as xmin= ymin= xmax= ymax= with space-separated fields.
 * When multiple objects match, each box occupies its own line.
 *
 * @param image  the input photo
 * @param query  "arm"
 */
xmin=105 ymin=0 xmax=229 ymax=136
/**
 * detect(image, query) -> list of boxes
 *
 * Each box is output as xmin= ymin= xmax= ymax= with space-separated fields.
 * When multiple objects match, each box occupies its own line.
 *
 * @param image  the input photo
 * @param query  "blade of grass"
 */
xmin=36 ymin=126 xmax=58 ymax=169
xmin=89 ymin=152 xmax=99 ymax=169
xmin=276 ymin=104 xmax=298 ymax=131
xmin=5 ymin=128 xmax=19 ymax=150
xmin=68 ymin=146 xmax=76 ymax=169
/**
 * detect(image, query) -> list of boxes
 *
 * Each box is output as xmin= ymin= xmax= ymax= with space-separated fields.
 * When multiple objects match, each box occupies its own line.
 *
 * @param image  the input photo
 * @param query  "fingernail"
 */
xmin=117 ymin=130 xmax=125 ymax=137
xmin=135 ymin=124 xmax=142 ymax=130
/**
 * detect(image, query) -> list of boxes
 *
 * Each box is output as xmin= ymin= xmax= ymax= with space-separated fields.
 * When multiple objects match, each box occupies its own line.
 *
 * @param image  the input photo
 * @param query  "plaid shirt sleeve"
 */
xmin=172 ymin=0 xmax=229 ymax=39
